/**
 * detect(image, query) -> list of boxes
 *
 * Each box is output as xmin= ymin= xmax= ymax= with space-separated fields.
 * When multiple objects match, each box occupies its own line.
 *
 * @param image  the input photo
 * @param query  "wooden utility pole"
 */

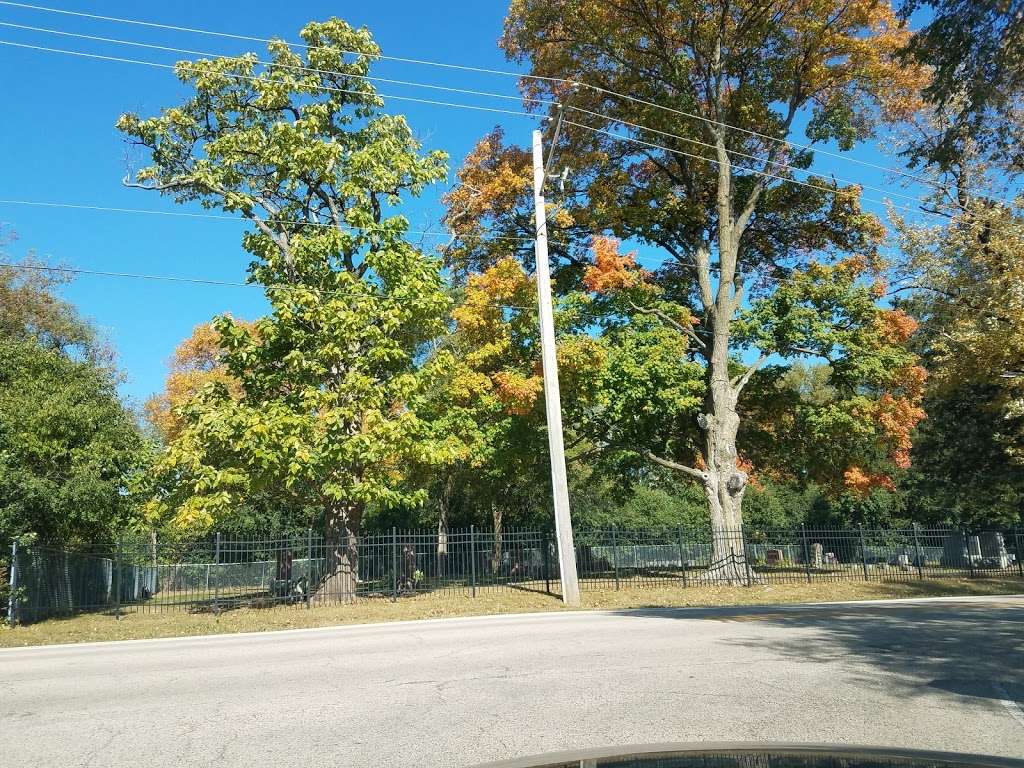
xmin=531 ymin=126 xmax=580 ymax=606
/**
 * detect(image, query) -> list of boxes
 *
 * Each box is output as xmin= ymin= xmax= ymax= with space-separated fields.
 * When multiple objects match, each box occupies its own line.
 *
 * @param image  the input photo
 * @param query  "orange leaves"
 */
xmin=449 ymin=259 xmax=543 ymax=417
xmin=452 ymin=258 xmax=533 ymax=350
xmin=583 ymin=236 xmax=645 ymax=294
xmin=145 ymin=321 xmax=252 ymax=441
xmin=736 ymin=455 xmax=762 ymax=490
xmin=872 ymin=393 xmax=924 ymax=469
xmin=843 ymin=466 xmax=896 ymax=495
xmin=170 ymin=322 xmax=224 ymax=373
xmin=894 ymin=364 xmax=928 ymax=400
xmin=851 ymin=365 xmax=926 ymax=481
xmin=443 ymin=128 xmax=531 ymax=233
xmin=875 ymin=309 xmax=919 ymax=344
xmin=788 ymin=0 xmax=929 ymax=125
xmin=491 ymin=371 xmax=543 ymax=416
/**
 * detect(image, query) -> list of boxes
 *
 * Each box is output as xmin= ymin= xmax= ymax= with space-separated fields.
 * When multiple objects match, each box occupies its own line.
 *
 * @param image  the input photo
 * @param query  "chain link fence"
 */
xmin=5 ymin=525 xmax=1023 ymax=623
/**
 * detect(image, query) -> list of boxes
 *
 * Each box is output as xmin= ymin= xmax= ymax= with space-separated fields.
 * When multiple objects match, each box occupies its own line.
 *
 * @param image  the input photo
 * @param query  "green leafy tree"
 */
xmin=120 ymin=19 xmax=450 ymax=596
xmin=0 ymin=340 xmax=146 ymax=544
xmin=0 ymin=251 xmax=145 ymax=544
xmin=891 ymin=155 xmax=1024 ymax=526
xmin=905 ymin=384 xmax=1024 ymax=527
xmin=1 ymin=254 xmax=97 ymax=355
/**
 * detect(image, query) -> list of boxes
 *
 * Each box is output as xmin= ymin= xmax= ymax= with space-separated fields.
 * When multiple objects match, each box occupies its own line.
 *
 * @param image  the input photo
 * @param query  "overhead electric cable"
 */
xmin=0 ymin=21 xmax=559 ymax=108
xmin=0 ymin=0 xmax=947 ymax=191
xmin=0 ymin=40 xmax=941 ymax=221
xmin=565 ymin=119 xmax=937 ymax=219
xmin=0 ymin=199 xmax=554 ymax=246
xmin=0 ymin=39 xmax=543 ymax=119
xmin=0 ymin=261 xmax=541 ymax=310
xmin=0 ymin=19 xmax=932 ymax=208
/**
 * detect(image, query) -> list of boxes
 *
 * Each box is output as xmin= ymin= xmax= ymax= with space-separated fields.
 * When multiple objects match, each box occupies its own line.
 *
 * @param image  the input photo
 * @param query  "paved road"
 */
xmin=2 ymin=596 xmax=1022 ymax=767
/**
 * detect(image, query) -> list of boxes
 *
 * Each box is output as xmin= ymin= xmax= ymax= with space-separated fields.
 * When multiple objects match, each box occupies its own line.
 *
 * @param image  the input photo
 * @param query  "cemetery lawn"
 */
xmin=2 ymin=577 xmax=1021 ymax=648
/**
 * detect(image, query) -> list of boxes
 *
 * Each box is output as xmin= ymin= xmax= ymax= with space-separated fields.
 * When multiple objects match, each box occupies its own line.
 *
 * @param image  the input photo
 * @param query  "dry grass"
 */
xmin=1 ymin=577 xmax=1021 ymax=649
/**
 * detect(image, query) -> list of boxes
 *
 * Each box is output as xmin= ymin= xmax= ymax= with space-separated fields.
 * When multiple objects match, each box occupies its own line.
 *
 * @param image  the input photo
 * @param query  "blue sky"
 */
xmin=0 ymin=1 xmax=930 ymax=407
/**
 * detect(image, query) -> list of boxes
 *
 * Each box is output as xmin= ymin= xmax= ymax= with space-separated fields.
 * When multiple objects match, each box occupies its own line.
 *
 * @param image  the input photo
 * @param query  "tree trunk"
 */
xmin=698 ymin=203 xmax=750 ymax=585
xmin=437 ymin=473 xmax=452 ymax=578
xmin=490 ymin=503 xmax=504 ymax=575
xmin=314 ymin=500 xmax=364 ymax=603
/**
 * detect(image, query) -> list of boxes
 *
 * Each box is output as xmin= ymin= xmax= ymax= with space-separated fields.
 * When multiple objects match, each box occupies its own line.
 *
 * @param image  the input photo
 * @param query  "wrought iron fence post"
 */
xmin=213 ymin=531 xmax=220 ymax=614
xmin=611 ymin=525 xmax=620 ymax=590
xmin=114 ymin=537 xmax=122 ymax=619
xmin=1016 ymin=527 xmax=1024 ymax=578
xmin=859 ymin=525 xmax=869 ymax=581
xmin=677 ymin=524 xmax=687 ymax=587
xmin=306 ymin=527 xmax=313 ymax=609
xmin=391 ymin=527 xmax=398 ymax=602
xmin=7 ymin=540 xmax=18 ymax=626
xmin=470 ymin=525 xmax=477 ymax=598
xmin=741 ymin=526 xmax=753 ymax=587
xmin=543 ymin=531 xmax=551 ymax=595
xmin=912 ymin=523 xmax=924 ymax=580
xmin=801 ymin=525 xmax=811 ymax=584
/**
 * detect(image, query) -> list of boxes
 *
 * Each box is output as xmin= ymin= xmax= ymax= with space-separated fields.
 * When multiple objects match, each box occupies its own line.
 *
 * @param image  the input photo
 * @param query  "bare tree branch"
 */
xmin=644 ymin=451 xmax=707 ymax=482
xmin=629 ymin=301 xmax=707 ymax=349
xmin=730 ymin=353 xmax=768 ymax=392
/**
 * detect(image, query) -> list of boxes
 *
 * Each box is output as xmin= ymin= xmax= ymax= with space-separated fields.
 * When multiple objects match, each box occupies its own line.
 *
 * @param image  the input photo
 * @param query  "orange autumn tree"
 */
xmin=145 ymin=321 xmax=254 ymax=442
xmin=421 ymin=257 xmax=604 ymax=568
xmin=442 ymin=127 xmax=598 ymax=282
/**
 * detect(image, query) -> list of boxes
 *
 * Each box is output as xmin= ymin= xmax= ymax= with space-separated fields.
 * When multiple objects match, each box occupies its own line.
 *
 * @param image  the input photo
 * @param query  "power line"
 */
xmin=0 ymin=199 xmax=553 ymax=246
xmin=0 ymin=0 xmax=943 ymax=191
xmin=0 ymin=39 xmax=936 ymax=222
xmin=0 ymin=39 xmax=542 ymax=120
xmin=0 ymin=0 xmax=567 ymax=82
xmin=0 ymin=24 xmax=914 ymax=288
xmin=1 ymin=19 xmax=935 ymax=210
xmin=0 ymin=257 xmax=816 ymax=318
xmin=565 ymin=119 xmax=937 ymax=220
xmin=0 ymin=197 xmax=696 ymax=275
xmin=0 ymin=20 xmax=559 ymax=109
xmin=565 ymin=105 xmax=933 ymax=209
xmin=0 ymin=200 xmax=860 ymax=286
xmin=0 ymin=261 xmax=540 ymax=311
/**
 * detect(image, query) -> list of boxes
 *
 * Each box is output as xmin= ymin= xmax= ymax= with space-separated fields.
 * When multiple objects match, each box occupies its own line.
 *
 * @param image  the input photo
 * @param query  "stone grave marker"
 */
xmin=941 ymin=533 xmax=968 ymax=567
xmin=968 ymin=536 xmax=983 ymax=561
xmin=978 ymin=532 xmax=1009 ymax=568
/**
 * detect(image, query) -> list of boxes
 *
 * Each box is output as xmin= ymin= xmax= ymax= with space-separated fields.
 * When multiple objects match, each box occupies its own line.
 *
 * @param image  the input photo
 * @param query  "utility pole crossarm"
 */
xmin=531 ymin=127 xmax=581 ymax=606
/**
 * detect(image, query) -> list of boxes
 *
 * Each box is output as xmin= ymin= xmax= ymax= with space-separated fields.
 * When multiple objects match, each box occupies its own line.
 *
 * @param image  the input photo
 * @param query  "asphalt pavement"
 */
xmin=1 ymin=596 xmax=1022 ymax=767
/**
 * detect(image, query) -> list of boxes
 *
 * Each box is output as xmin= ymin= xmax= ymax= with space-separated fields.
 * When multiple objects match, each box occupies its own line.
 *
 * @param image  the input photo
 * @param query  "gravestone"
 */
xmin=810 ymin=542 xmax=823 ymax=568
xmin=941 ymin=533 xmax=968 ymax=567
xmin=968 ymin=536 xmax=983 ymax=560
xmin=896 ymin=552 xmax=911 ymax=570
xmin=978 ymin=532 xmax=1010 ymax=568
xmin=765 ymin=548 xmax=784 ymax=566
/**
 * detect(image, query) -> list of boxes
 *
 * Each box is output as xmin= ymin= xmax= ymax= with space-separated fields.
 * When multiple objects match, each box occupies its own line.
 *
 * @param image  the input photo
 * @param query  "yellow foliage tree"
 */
xmin=145 ymin=321 xmax=253 ymax=442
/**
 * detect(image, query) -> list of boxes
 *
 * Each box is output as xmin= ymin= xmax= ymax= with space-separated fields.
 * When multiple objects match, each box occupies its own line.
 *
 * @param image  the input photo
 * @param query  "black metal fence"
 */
xmin=4 ymin=525 xmax=1023 ymax=623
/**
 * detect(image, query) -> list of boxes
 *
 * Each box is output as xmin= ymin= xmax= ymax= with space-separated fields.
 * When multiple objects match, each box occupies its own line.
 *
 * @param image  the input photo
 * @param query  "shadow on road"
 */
xmin=610 ymin=599 xmax=1024 ymax=705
